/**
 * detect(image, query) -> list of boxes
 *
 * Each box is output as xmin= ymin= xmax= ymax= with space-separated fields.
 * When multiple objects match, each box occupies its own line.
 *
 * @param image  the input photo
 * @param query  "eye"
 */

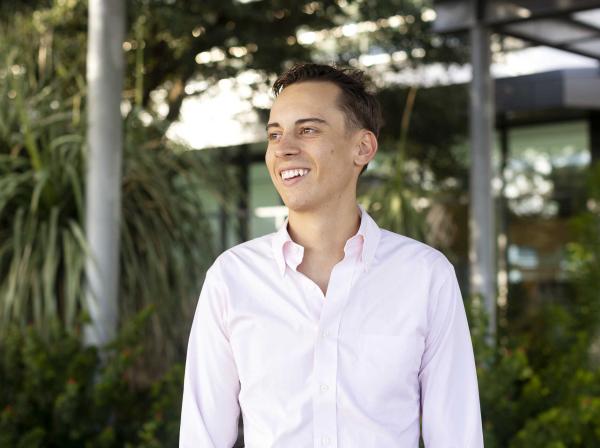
xmin=299 ymin=127 xmax=317 ymax=135
xmin=267 ymin=132 xmax=282 ymax=141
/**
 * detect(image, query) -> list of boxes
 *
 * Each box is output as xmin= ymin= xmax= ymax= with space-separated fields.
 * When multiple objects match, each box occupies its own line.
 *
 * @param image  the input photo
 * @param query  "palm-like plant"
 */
xmin=359 ymin=86 xmax=428 ymax=242
xmin=0 ymin=11 xmax=236 ymax=373
xmin=0 ymin=42 xmax=87 ymax=331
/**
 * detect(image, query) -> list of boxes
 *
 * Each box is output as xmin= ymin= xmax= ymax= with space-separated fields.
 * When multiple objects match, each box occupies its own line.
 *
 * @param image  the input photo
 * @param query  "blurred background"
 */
xmin=1 ymin=0 xmax=599 ymax=446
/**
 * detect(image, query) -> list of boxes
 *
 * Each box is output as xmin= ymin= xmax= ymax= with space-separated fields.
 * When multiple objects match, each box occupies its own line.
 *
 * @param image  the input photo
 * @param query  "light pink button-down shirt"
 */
xmin=180 ymin=204 xmax=483 ymax=448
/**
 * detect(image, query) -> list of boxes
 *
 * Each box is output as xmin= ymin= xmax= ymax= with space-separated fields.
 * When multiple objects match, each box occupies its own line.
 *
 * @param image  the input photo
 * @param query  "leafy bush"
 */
xmin=0 ymin=307 xmax=183 ymax=448
xmin=469 ymin=163 xmax=600 ymax=447
xmin=0 ymin=8 xmax=239 ymax=374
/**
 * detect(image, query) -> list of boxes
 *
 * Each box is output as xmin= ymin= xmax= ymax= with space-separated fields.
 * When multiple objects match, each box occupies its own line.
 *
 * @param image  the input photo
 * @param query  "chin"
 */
xmin=281 ymin=196 xmax=315 ymax=213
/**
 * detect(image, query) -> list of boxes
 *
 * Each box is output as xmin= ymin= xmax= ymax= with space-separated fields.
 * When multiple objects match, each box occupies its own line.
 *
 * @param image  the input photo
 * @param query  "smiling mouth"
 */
xmin=279 ymin=168 xmax=310 ymax=185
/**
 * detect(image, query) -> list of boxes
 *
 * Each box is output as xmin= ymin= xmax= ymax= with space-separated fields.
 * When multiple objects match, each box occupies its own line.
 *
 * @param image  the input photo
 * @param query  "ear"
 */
xmin=353 ymin=130 xmax=378 ymax=169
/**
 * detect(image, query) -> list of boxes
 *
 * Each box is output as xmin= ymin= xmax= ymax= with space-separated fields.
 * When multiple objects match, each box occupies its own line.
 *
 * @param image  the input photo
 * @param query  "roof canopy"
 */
xmin=433 ymin=0 xmax=600 ymax=60
xmin=492 ymin=68 xmax=600 ymax=128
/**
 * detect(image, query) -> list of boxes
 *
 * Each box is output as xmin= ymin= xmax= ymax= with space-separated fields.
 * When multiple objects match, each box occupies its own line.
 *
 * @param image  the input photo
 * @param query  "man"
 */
xmin=180 ymin=63 xmax=483 ymax=447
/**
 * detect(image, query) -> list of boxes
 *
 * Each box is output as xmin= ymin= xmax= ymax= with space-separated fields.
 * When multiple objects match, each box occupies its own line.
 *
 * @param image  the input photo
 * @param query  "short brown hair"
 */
xmin=272 ymin=63 xmax=382 ymax=175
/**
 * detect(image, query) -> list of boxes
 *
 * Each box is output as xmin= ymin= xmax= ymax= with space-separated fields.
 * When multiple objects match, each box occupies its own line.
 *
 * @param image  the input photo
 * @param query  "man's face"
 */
xmin=265 ymin=81 xmax=362 ymax=213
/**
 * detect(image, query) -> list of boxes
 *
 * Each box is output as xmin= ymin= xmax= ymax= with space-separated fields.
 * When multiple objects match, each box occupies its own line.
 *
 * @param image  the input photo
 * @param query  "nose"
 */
xmin=274 ymin=133 xmax=300 ymax=158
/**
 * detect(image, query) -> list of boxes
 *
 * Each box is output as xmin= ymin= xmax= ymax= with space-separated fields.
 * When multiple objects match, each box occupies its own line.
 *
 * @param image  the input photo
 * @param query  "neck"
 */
xmin=287 ymin=200 xmax=361 ymax=256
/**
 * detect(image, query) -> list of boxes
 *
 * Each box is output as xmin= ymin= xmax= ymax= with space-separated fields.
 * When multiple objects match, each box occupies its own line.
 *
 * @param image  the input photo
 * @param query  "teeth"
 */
xmin=281 ymin=169 xmax=309 ymax=180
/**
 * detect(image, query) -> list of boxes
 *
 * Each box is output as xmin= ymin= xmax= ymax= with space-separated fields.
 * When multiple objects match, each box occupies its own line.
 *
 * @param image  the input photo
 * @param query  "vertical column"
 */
xmin=219 ymin=152 xmax=230 ymax=252
xmin=84 ymin=0 xmax=125 ymax=346
xmin=238 ymin=145 xmax=250 ymax=242
xmin=497 ymin=115 xmax=510 ymax=332
xmin=590 ymin=111 xmax=600 ymax=166
xmin=469 ymin=3 xmax=497 ymax=342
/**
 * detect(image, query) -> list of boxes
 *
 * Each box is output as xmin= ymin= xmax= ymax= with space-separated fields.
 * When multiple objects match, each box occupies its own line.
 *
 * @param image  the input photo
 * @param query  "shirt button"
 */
xmin=321 ymin=435 xmax=331 ymax=446
xmin=320 ymin=384 xmax=329 ymax=393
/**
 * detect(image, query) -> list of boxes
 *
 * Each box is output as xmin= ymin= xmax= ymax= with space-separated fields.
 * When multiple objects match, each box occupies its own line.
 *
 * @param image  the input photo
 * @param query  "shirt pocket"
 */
xmin=339 ymin=332 xmax=423 ymax=411
xmin=354 ymin=333 xmax=423 ymax=389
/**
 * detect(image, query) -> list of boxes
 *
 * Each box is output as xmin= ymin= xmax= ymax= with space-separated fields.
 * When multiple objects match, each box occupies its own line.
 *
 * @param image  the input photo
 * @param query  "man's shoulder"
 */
xmin=377 ymin=227 xmax=451 ymax=272
xmin=210 ymin=232 xmax=276 ymax=274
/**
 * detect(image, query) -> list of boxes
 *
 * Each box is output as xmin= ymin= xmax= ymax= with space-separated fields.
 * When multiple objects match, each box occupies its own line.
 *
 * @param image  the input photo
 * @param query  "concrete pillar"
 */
xmin=84 ymin=0 xmax=125 ymax=347
xmin=469 ymin=7 xmax=497 ymax=341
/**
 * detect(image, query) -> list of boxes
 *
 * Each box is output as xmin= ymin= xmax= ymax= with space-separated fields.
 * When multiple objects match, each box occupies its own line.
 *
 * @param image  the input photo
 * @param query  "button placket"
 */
xmin=312 ymin=255 xmax=361 ymax=448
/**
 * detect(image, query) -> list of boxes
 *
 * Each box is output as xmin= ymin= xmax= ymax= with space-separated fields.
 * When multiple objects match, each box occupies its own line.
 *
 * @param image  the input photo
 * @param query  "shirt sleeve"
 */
xmin=419 ymin=258 xmax=484 ymax=448
xmin=179 ymin=264 xmax=241 ymax=448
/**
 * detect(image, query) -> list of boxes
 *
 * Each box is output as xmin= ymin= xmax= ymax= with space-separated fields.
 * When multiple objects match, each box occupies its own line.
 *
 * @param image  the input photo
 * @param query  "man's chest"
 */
xmin=224 ymin=269 xmax=429 ymax=403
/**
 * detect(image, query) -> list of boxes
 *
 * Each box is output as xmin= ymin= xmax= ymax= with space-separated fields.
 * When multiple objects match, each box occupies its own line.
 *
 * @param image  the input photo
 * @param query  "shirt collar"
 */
xmin=271 ymin=204 xmax=381 ymax=277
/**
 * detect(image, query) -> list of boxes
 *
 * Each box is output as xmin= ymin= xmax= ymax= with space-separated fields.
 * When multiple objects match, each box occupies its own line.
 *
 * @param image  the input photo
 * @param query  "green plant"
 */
xmin=0 ymin=307 xmax=183 ymax=448
xmin=0 ymin=46 xmax=87 ymax=332
xmin=465 ymin=163 xmax=600 ymax=447
xmin=360 ymin=86 xmax=429 ymax=241
xmin=0 ymin=10 xmax=238 ymax=375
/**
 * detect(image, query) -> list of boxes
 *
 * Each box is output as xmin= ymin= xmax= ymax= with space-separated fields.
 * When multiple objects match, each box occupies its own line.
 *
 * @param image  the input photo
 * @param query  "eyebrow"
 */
xmin=265 ymin=117 xmax=329 ymax=131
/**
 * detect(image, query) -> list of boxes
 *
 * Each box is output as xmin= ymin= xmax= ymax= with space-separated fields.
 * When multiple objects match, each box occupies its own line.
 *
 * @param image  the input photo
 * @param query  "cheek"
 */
xmin=323 ymin=144 xmax=354 ymax=171
xmin=265 ymin=151 xmax=274 ymax=173
xmin=265 ymin=152 xmax=285 ymax=188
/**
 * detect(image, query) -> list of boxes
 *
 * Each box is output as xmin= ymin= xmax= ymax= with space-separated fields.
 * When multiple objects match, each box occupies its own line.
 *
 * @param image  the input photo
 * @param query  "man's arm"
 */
xmin=180 ymin=265 xmax=241 ymax=448
xmin=419 ymin=258 xmax=484 ymax=447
